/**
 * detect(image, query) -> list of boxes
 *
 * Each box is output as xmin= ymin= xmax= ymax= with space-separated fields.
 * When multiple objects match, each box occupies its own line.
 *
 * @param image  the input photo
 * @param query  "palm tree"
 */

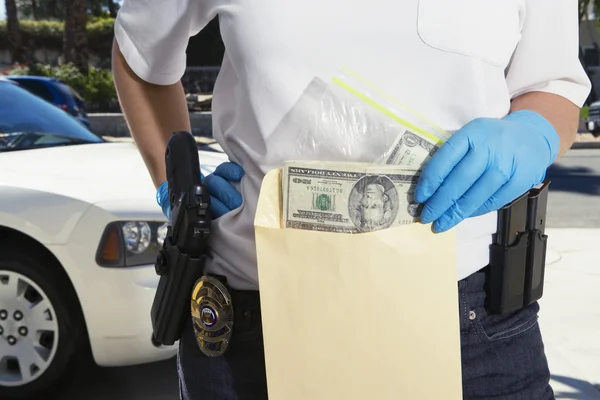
xmin=30 ymin=0 xmax=38 ymax=20
xmin=63 ymin=0 xmax=89 ymax=73
xmin=107 ymin=0 xmax=117 ymax=18
xmin=5 ymin=0 xmax=24 ymax=63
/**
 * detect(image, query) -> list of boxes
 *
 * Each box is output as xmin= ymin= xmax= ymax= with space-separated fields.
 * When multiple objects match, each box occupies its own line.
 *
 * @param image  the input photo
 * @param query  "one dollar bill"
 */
xmin=384 ymin=129 xmax=441 ymax=170
xmin=282 ymin=161 xmax=424 ymax=233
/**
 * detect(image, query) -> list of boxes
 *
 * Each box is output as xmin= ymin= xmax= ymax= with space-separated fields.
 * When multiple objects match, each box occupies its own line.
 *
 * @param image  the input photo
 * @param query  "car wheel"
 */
xmin=0 ymin=251 xmax=87 ymax=399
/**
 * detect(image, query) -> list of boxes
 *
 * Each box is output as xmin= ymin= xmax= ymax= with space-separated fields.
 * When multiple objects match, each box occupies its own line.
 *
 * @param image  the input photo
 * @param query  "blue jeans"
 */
xmin=177 ymin=269 xmax=554 ymax=399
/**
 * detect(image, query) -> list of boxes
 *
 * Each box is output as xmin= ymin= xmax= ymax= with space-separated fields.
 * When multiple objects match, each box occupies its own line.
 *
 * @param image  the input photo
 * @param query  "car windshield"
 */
xmin=64 ymin=83 xmax=85 ymax=103
xmin=0 ymin=131 xmax=94 ymax=152
xmin=0 ymin=80 xmax=103 ymax=152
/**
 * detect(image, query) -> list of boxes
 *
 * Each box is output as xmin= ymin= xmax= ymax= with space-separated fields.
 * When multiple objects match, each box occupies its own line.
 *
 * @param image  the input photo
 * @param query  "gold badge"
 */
xmin=190 ymin=275 xmax=234 ymax=357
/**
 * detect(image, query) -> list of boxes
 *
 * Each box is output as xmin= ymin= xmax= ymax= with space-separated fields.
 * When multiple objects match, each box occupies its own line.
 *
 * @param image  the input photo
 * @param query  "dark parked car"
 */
xmin=6 ymin=76 xmax=91 ymax=128
xmin=585 ymin=100 xmax=600 ymax=137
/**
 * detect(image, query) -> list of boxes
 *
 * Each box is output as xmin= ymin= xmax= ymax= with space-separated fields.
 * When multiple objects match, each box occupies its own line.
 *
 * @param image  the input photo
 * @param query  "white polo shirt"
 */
xmin=115 ymin=0 xmax=591 ymax=290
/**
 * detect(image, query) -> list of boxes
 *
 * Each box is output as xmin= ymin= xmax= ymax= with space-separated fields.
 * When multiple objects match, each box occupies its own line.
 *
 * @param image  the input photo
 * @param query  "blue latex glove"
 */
xmin=156 ymin=161 xmax=244 ymax=221
xmin=414 ymin=110 xmax=559 ymax=233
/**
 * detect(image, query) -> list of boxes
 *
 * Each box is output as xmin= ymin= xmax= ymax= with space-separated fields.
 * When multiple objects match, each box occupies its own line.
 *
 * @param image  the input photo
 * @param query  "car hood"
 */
xmin=0 ymin=142 xmax=228 ymax=205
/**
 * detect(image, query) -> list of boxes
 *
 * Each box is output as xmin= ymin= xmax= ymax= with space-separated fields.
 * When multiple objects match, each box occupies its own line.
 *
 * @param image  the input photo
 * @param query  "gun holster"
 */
xmin=151 ymin=225 xmax=207 ymax=346
xmin=488 ymin=179 xmax=551 ymax=315
xmin=150 ymin=131 xmax=212 ymax=347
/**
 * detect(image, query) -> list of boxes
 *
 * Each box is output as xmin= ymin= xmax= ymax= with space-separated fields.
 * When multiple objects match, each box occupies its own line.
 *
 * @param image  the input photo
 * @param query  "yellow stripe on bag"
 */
xmin=331 ymin=77 xmax=445 ymax=147
xmin=339 ymin=67 xmax=450 ymax=139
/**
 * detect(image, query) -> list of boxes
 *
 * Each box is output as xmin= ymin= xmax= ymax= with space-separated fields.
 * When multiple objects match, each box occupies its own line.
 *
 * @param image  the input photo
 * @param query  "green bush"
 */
xmin=0 ymin=16 xmax=226 ymax=66
xmin=0 ymin=18 xmax=115 ymax=55
xmin=4 ymin=62 xmax=117 ymax=112
xmin=581 ymin=106 xmax=590 ymax=119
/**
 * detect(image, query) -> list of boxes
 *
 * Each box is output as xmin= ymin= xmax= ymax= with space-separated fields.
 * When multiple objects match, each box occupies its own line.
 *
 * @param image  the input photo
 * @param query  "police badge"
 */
xmin=190 ymin=275 xmax=234 ymax=357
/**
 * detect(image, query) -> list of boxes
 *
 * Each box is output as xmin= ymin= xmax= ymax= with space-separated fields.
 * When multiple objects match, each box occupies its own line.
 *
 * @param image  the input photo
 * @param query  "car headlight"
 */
xmin=157 ymin=222 xmax=169 ymax=248
xmin=96 ymin=221 xmax=170 ymax=268
xmin=123 ymin=221 xmax=152 ymax=254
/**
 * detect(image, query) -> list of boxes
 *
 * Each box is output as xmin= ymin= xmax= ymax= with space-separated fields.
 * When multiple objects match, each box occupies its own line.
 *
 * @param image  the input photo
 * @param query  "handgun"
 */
xmin=150 ymin=131 xmax=212 ymax=346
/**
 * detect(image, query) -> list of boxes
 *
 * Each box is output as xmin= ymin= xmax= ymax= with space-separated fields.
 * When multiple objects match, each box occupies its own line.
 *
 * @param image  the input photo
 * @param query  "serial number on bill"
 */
xmin=294 ymin=185 xmax=344 ymax=194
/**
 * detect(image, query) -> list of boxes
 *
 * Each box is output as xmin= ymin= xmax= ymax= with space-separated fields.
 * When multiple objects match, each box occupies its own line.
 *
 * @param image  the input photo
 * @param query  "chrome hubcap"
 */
xmin=0 ymin=271 xmax=59 ymax=386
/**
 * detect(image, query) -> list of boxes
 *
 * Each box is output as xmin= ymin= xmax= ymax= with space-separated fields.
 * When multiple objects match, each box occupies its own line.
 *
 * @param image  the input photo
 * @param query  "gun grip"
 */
xmin=166 ymin=131 xmax=202 ymax=209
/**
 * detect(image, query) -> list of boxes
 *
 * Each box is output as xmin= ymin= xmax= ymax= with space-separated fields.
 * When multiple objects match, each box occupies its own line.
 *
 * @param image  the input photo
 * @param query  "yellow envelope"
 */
xmin=254 ymin=168 xmax=463 ymax=400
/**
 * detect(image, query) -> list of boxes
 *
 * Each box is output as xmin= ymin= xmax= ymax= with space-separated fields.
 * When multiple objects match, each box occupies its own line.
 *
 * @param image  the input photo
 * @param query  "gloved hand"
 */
xmin=414 ymin=110 xmax=559 ymax=233
xmin=156 ymin=161 xmax=244 ymax=221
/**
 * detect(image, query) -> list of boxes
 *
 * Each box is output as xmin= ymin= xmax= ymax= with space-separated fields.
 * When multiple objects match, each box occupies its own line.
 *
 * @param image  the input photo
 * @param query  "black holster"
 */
xmin=488 ymin=180 xmax=551 ymax=315
xmin=150 ymin=131 xmax=212 ymax=346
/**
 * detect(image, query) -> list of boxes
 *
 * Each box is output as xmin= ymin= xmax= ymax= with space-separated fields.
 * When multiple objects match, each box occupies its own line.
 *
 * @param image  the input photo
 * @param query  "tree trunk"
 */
xmin=63 ymin=0 xmax=89 ymax=73
xmin=579 ymin=0 xmax=596 ymax=105
xmin=5 ymin=0 xmax=24 ymax=63
xmin=580 ymin=0 xmax=590 ymax=22
xmin=48 ymin=0 xmax=58 ymax=19
xmin=31 ymin=0 xmax=38 ymax=20
xmin=107 ymin=0 xmax=117 ymax=18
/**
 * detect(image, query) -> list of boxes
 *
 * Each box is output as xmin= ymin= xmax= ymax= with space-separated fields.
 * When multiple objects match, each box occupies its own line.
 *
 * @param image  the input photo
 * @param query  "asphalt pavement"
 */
xmin=58 ymin=357 xmax=178 ymax=400
xmin=57 ymin=148 xmax=600 ymax=400
xmin=545 ymin=149 xmax=600 ymax=228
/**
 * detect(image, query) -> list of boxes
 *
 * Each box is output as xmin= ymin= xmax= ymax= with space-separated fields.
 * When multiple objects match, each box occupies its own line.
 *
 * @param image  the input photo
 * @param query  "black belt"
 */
xmin=226 ymin=284 xmax=262 ymax=347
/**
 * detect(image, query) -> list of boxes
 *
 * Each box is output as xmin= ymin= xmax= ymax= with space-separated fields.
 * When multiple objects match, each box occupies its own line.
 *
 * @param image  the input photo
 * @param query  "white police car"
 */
xmin=0 ymin=76 xmax=227 ymax=398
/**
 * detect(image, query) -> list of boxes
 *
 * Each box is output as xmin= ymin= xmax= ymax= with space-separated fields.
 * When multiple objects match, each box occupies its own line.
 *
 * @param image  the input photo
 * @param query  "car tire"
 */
xmin=0 ymin=250 xmax=88 ymax=399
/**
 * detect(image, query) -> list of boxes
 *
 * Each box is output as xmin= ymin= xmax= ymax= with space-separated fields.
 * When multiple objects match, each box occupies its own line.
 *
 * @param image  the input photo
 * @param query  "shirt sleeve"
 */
xmin=505 ymin=0 xmax=592 ymax=107
xmin=114 ymin=0 xmax=214 ymax=85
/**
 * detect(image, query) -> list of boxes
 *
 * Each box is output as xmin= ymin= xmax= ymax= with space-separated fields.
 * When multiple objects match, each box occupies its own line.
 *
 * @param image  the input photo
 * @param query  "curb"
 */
xmin=90 ymin=113 xmax=600 ymax=150
xmin=102 ymin=135 xmax=224 ymax=153
xmin=571 ymin=141 xmax=600 ymax=149
xmin=89 ymin=112 xmax=212 ymax=138
xmin=102 ymin=135 xmax=216 ymax=145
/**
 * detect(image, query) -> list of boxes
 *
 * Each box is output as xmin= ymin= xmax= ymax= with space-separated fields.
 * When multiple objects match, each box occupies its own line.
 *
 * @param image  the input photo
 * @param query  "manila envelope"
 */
xmin=254 ymin=168 xmax=463 ymax=400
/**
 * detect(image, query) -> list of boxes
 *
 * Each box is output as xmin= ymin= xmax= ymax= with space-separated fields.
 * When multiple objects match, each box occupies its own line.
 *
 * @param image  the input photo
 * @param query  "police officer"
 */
xmin=112 ymin=1 xmax=591 ymax=399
